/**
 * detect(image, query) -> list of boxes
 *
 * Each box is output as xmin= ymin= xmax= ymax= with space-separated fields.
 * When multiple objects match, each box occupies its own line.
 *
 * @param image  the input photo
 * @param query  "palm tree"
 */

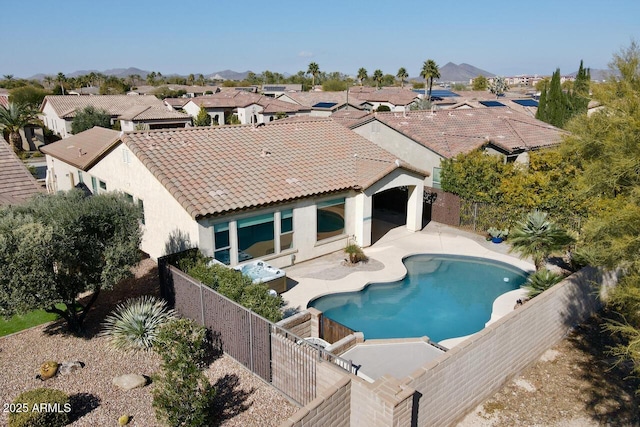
xmin=307 ymin=62 xmax=320 ymax=88
xmin=3 ymin=74 xmax=14 ymax=82
xmin=43 ymin=75 xmax=54 ymax=89
xmin=509 ymin=210 xmax=575 ymax=270
xmin=187 ymin=74 xmax=195 ymax=86
xmin=357 ymin=68 xmax=368 ymax=86
xmin=372 ymin=69 xmax=383 ymax=89
xmin=396 ymin=67 xmax=408 ymax=88
xmin=420 ymin=59 xmax=440 ymax=101
xmin=56 ymin=72 xmax=67 ymax=95
xmin=0 ymin=102 xmax=41 ymax=153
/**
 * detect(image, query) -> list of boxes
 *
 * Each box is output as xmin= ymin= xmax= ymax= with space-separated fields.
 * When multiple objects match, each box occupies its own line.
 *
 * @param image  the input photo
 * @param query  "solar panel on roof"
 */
xmin=411 ymin=89 xmax=460 ymax=97
xmin=479 ymin=100 xmax=506 ymax=107
xmin=264 ymin=86 xmax=286 ymax=91
xmin=513 ymin=99 xmax=539 ymax=107
xmin=312 ymin=102 xmax=338 ymax=108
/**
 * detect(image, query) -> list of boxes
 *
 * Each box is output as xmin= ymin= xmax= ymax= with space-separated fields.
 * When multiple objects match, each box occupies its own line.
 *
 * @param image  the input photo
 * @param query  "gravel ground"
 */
xmin=0 ymin=258 xmax=297 ymax=427
xmin=457 ymin=314 xmax=640 ymax=427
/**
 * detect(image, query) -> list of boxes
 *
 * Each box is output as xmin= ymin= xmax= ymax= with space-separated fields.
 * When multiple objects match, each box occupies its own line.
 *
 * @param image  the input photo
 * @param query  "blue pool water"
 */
xmin=309 ymin=254 xmax=529 ymax=342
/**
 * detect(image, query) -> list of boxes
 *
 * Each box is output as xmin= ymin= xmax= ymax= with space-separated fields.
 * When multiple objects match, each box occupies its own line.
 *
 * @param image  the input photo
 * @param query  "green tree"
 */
xmin=9 ymin=85 xmax=49 ymax=108
xmin=56 ymin=72 xmax=67 ymax=95
xmin=193 ymin=106 xmax=212 ymax=127
xmin=536 ymin=69 xmax=570 ymax=127
xmin=522 ymin=269 xmax=563 ymax=298
xmin=472 ymin=75 xmax=488 ymax=91
xmin=0 ymin=190 xmax=142 ymax=333
xmin=71 ymin=105 xmax=112 ymax=134
xmin=357 ymin=67 xmax=368 ymax=86
xmin=0 ymin=102 xmax=41 ymax=152
xmin=509 ymin=210 xmax=574 ymax=270
xmin=372 ymin=69 xmax=383 ymax=89
xmin=307 ymin=62 xmax=320 ymax=87
xmin=569 ymin=59 xmax=591 ymax=117
xmin=440 ymin=149 xmax=509 ymax=203
xmin=322 ymin=79 xmax=347 ymax=91
xmin=488 ymin=76 xmax=509 ymax=98
xmin=420 ymin=59 xmax=440 ymax=100
xmin=99 ymin=76 xmax=130 ymax=95
xmin=396 ymin=67 xmax=408 ymax=88
xmin=187 ymin=74 xmax=195 ymax=85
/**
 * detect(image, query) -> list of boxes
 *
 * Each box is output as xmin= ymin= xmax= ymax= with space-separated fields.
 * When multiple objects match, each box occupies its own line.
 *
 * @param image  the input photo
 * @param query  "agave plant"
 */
xmin=101 ymin=296 xmax=175 ymax=352
xmin=523 ymin=269 xmax=563 ymax=298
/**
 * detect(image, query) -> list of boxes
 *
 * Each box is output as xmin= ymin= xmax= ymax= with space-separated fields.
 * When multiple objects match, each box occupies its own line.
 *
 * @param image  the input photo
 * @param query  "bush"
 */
xmin=100 ymin=296 xmax=175 ymax=353
xmin=522 ymin=269 xmax=563 ymax=298
xmin=152 ymin=318 xmax=216 ymax=426
xmin=344 ymin=242 xmax=368 ymax=264
xmin=9 ymin=388 xmax=70 ymax=427
xmin=375 ymin=105 xmax=391 ymax=112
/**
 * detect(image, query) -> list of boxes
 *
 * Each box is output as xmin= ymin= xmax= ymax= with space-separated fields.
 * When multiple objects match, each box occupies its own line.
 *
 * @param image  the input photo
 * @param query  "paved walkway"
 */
xmin=282 ymin=222 xmax=535 ymax=312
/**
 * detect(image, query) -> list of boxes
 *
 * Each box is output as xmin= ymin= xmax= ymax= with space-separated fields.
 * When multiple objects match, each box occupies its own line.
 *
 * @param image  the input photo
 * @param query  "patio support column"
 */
xmin=406 ymin=184 xmax=424 ymax=232
xmin=354 ymin=192 xmax=372 ymax=247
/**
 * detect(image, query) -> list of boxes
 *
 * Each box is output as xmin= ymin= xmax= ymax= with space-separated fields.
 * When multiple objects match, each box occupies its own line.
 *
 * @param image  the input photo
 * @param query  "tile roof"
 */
xmin=0 ymin=141 xmax=44 ymax=205
xmin=353 ymin=109 xmax=566 ymax=158
xmin=329 ymin=110 xmax=372 ymax=127
xmin=164 ymin=98 xmax=191 ymax=108
xmin=41 ymin=95 xmax=189 ymax=121
xmin=40 ymin=126 xmax=122 ymax=170
xmin=123 ymin=119 xmax=426 ymax=219
xmin=119 ymin=105 xmax=191 ymax=121
xmin=354 ymin=88 xmax=419 ymax=106
xmin=0 ymin=95 xmax=8 ymax=109
xmin=130 ymin=85 xmax=220 ymax=95
xmin=188 ymin=92 xmax=309 ymax=113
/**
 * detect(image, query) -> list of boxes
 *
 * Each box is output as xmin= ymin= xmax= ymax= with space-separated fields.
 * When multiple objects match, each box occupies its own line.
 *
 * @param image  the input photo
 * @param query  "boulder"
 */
xmin=113 ymin=374 xmax=147 ymax=391
xmin=59 ymin=361 xmax=85 ymax=376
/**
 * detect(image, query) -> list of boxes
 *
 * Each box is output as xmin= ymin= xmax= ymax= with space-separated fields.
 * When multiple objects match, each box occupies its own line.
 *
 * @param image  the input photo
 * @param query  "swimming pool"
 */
xmin=309 ymin=254 xmax=529 ymax=342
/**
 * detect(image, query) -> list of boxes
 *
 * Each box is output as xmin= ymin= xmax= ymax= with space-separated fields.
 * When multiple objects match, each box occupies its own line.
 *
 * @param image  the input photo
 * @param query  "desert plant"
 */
xmin=9 ymin=388 xmax=70 ymax=427
xmin=152 ymin=318 xmax=216 ymax=426
xmin=38 ymin=361 xmax=59 ymax=380
xmin=509 ymin=210 xmax=575 ymax=270
xmin=100 ymin=296 xmax=175 ymax=353
xmin=522 ymin=269 xmax=563 ymax=298
xmin=487 ymin=227 xmax=509 ymax=240
xmin=344 ymin=242 xmax=368 ymax=264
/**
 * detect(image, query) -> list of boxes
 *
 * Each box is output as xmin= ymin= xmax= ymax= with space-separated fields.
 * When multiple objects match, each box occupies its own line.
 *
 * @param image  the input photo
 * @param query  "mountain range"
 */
xmin=432 ymin=62 xmax=496 ymax=82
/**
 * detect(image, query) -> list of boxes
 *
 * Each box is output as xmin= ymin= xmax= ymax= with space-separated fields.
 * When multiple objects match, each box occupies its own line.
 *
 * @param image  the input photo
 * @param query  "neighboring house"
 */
xmin=163 ymin=97 xmax=191 ymax=110
xmin=277 ymin=91 xmax=365 ymax=116
xmin=262 ymin=84 xmax=303 ymax=98
xmin=349 ymin=109 xmax=566 ymax=188
xmin=0 ymin=140 xmax=45 ymax=205
xmin=436 ymin=90 xmax=540 ymax=117
xmin=353 ymin=88 xmax=419 ymax=112
xmin=183 ymin=92 xmax=310 ymax=125
xmin=128 ymin=85 xmax=220 ymax=97
xmin=40 ymin=95 xmax=191 ymax=138
xmin=40 ymin=120 xmax=427 ymax=264
xmin=67 ymin=86 xmax=100 ymax=96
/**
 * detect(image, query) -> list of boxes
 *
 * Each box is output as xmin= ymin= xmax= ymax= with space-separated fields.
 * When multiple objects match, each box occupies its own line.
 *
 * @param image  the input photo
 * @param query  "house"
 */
xmin=127 ymin=85 xmax=220 ymax=97
xmin=163 ymin=98 xmax=191 ymax=110
xmin=349 ymin=109 xmax=566 ymax=188
xmin=0 ymin=140 xmax=44 ymax=205
xmin=277 ymin=91 xmax=365 ymax=117
xmin=436 ymin=90 xmax=540 ymax=117
xmin=40 ymin=120 xmax=427 ymax=264
xmin=262 ymin=84 xmax=303 ymax=98
xmin=40 ymin=95 xmax=192 ymax=138
xmin=67 ymin=86 xmax=100 ymax=96
xmin=182 ymin=92 xmax=310 ymax=125
xmin=353 ymin=88 xmax=419 ymax=112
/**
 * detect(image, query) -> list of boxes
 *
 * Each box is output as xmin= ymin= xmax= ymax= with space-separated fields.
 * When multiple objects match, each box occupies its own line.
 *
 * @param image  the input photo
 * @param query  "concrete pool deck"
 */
xmin=282 ymin=221 xmax=535 ymax=316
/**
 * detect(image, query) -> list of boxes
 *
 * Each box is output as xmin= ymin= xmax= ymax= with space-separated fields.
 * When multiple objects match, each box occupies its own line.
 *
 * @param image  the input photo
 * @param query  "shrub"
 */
xmin=9 ymin=388 xmax=70 ymax=427
xmin=152 ymin=318 xmax=216 ymax=426
xmin=344 ymin=242 xmax=368 ymax=264
xmin=375 ymin=105 xmax=391 ymax=112
xmin=100 ymin=296 xmax=175 ymax=352
xmin=522 ymin=269 xmax=563 ymax=298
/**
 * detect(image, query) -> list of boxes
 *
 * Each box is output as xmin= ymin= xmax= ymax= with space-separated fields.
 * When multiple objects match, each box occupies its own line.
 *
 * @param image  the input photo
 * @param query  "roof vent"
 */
xmin=261 ymin=149 xmax=272 ymax=157
xmin=78 ymin=148 xmax=85 ymax=157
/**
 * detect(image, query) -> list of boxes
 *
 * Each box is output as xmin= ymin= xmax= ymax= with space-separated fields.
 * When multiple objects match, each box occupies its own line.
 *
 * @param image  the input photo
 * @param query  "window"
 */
xmin=77 ymin=171 xmax=84 ymax=184
xmin=99 ymin=180 xmax=107 ymax=191
xmin=280 ymin=209 xmax=293 ymax=251
xmin=91 ymin=176 xmax=98 ymax=194
xmin=124 ymin=193 xmax=134 ymax=203
xmin=317 ymin=198 xmax=345 ymax=241
xmin=213 ymin=222 xmax=231 ymax=265
xmin=138 ymin=199 xmax=145 ymax=225
xmin=237 ymin=213 xmax=275 ymax=260
xmin=122 ymin=148 xmax=131 ymax=164
xmin=432 ymin=167 xmax=442 ymax=189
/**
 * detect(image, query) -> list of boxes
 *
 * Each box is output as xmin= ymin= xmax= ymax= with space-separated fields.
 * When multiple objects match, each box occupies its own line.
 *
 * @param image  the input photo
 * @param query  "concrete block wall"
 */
xmin=280 ymin=376 xmax=351 ymax=427
xmin=271 ymin=332 xmax=317 ymax=405
xmin=325 ymin=332 xmax=364 ymax=356
xmin=403 ymin=267 xmax=610 ymax=427
xmin=350 ymin=374 xmax=416 ymax=426
xmin=278 ymin=311 xmax=312 ymax=338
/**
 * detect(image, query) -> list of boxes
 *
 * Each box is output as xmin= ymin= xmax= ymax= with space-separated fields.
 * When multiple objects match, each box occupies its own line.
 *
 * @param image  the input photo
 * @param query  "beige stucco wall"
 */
xmin=353 ymin=120 xmax=443 ymax=187
xmin=41 ymin=102 xmax=72 ymax=138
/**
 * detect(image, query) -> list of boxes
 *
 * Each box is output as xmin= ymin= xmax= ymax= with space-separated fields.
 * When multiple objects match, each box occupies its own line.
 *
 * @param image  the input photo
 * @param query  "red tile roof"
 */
xmin=123 ymin=119 xmax=426 ymax=219
xmin=40 ymin=127 xmax=122 ymax=170
xmin=189 ymin=92 xmax=309 ymax=113
xmin=353 ymin=109 xmax=566 ymax=158
xmin=0 ymin=141 xmax=44 ymax=205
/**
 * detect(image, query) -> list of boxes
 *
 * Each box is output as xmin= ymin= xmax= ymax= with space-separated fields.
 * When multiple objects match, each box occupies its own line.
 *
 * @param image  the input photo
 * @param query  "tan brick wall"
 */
xmin=404 ymin=267 xmax=612 ymax=427
xmin=278 ymin=311 xmax=312 ymax=338
xmin=280 ymin=375 xmax=351 ymax=427
xmin=271 ymin=333 xmax=317 ymax=405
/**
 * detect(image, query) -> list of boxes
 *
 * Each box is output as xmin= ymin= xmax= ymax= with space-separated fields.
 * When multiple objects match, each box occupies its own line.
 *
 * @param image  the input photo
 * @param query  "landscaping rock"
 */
xmin=112 ymin=374 xmax=147 ymax=391
xmin=58 ymin=361 xmax=85 ymax=375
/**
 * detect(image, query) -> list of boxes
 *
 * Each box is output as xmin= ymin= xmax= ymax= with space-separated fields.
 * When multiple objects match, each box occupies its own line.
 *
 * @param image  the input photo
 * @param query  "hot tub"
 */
xmin=233 ymin=260 xmax=287 ymax=294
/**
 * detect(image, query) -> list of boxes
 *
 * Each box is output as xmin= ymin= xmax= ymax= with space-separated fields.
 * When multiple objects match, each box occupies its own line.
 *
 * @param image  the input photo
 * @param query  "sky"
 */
xmin=2 ymin=0 xmax=639 ymax=79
